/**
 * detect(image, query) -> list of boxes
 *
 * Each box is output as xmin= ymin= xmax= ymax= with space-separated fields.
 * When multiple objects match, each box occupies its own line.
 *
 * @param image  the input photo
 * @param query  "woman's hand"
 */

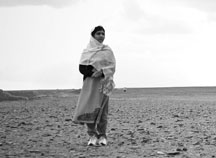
xmin=92 ymin=69 xmax=103 ymax=78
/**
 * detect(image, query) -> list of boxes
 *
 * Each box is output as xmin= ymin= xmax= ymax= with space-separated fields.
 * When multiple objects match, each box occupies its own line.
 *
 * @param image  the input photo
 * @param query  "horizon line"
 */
xmin=3 ymin=86 xmax=216 ymax=91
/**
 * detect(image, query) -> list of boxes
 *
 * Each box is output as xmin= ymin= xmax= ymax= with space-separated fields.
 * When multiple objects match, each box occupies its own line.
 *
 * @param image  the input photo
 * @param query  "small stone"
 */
xmin=42 ymin=133 xmax=52 ymax=137
xmin=157 ymin=151 xmax=165 ymax=155
xmin=176 ymin=148 xmax=181 ymax=151
xmin=65 ymin=118 xmax=72 ymax=121
xmin=167 ymin=151 xmax=181 ymax=156
xmin=178 ymin=124 xmax=184 ymax=127
xmin=118 ymin=141 xmax=124 ymax=146
xmin=193 ymin=141 xmax=200 ymax=145
xmin=172 ymin=114 xmax=179 ymax=118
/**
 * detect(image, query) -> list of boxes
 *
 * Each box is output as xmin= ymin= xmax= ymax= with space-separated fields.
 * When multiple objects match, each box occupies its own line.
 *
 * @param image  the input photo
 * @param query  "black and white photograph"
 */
xmin=1 ymin=0 xmax=216 ymax=157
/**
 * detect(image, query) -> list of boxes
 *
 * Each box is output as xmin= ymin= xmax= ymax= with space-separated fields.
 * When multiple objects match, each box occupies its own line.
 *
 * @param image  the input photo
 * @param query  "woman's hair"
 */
xmin=91 ymin=26 xmax=105 ymax=37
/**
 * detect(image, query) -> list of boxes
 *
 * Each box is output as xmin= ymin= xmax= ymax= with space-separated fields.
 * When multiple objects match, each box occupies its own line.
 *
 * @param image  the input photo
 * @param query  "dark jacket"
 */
xmin=79 ymin=64 xmax=104 ymax=80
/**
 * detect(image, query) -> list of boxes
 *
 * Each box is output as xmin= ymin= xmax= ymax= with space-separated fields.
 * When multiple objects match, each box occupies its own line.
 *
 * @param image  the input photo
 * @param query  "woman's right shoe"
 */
xmin=87 ymin=135 xmax=98 ymax=146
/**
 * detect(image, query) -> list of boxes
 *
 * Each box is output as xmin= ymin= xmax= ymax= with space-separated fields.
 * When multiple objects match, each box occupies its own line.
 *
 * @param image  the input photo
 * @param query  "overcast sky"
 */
xmin=1 ymin=0 xmax=216 ymax=90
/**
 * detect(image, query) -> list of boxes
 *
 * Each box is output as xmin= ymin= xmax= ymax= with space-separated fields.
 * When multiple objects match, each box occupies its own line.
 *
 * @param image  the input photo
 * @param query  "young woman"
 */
xmin=73 ymin=26 xmax=116 ymax=146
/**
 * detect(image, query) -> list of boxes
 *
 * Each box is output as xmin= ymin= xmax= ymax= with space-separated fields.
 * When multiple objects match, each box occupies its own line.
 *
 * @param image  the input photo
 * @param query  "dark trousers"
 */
xmin=86 ymin=96 xmax=109 ymax=138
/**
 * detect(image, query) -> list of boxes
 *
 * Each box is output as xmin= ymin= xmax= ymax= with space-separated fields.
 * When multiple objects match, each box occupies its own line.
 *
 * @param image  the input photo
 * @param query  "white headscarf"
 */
xmin=79 ymin=36 xmax=116 ymax=96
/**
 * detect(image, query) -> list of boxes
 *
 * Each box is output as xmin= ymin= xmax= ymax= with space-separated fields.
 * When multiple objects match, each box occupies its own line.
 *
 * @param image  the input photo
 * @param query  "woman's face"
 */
xmin=93 ymin=30 xmax=105 ymax=43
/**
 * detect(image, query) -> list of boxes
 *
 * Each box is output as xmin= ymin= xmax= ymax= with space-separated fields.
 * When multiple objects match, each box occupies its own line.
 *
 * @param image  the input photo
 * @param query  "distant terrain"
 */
xmin=1 ymin=87 xmax=216 ymax=157
xmin=0 ymin=89 xmax=81 ymax=101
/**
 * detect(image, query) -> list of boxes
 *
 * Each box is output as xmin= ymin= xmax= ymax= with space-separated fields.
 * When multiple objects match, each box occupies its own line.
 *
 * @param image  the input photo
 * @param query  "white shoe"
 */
xmin=98 ymin=137 xmax=107 ymax=146
xmin=87 ymin=135 xmax=97 ymax=146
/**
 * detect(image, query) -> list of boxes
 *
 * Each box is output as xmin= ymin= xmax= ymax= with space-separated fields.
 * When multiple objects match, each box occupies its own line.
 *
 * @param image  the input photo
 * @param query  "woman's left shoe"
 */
xmin=98 ymin=136 xmax=107 ymax=146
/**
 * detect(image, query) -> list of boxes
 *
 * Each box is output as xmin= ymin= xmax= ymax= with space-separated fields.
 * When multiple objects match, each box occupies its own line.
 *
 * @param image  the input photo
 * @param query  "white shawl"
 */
xmin=79 ymin=36 xmax=116 ymax=96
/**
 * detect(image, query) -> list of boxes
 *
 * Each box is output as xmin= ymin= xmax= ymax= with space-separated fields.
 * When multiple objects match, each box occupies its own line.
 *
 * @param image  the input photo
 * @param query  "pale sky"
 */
xmin=1 ymin=0 xmax=216 ymax=90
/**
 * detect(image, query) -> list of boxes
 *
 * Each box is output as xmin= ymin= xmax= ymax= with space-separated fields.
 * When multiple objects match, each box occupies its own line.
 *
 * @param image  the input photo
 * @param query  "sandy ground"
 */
xmin=1 ymin=87 xmax=216 ymax=158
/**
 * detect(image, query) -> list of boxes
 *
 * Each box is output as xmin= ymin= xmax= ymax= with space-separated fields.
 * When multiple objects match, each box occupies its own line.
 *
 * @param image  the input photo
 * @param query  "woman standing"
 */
xmin=73 ymin=26 xmax=116 ymax=146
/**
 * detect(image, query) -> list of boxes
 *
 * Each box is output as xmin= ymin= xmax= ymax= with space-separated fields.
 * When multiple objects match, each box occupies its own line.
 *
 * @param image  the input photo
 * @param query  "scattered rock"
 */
xmin=172 ymin=114 xmax=179 ymax=118
xmin=1 ymin=88 xmax=216 ymax=157
xmin=157 ymin=151 xmax=166 ymax=155
xmin=166 ymin=151 xmax=181 ymax=156
xmin=65 ymin=118 xmax=72 ymax=121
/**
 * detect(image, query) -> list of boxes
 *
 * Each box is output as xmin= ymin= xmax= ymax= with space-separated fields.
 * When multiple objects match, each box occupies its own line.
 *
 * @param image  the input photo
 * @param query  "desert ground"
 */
xmin=0 ymin=87 xmax=216 ymax=158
